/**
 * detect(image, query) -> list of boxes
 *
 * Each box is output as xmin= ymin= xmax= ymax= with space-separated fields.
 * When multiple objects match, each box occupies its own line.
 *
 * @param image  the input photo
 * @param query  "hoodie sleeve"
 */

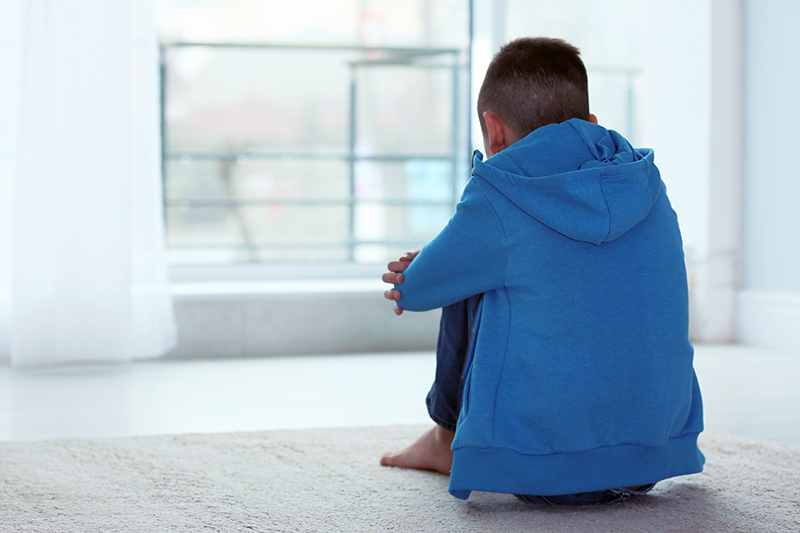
xmin=395 ymin=178 xmax=508 ymax=312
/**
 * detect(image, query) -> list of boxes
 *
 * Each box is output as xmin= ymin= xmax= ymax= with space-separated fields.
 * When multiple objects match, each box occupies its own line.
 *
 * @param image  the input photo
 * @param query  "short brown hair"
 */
xmin=477 ymin=37 xmax=590 ymax=137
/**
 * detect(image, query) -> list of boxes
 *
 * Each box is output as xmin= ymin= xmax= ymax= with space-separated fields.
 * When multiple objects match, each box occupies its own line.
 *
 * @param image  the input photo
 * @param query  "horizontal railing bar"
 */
xmin=164 ymin=152 xmax=457 ymax=163
xmin=347 ymin=60 xmax=463 ymax=69
xmin=165 ymin=198 xmax=454 ymax=207
xmin=586 ymin=66 xmax=643 ymax=76
xmin=168 ymin=240 xmax=430 ymax=250
xmin=161 ymin=41 xmax=461 ymax=56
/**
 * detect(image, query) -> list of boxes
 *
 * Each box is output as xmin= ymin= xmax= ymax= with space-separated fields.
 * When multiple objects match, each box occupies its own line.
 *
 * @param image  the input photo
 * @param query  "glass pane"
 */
xmin=167 ymin=203 xmax=350 ymax=247
xmin=168 ymin=244 xmax=350 ymax=265
xmin=166 ymin=158 xmax=350 ymax=202
xmin=241 ymin=205 xmax=349 ymax=244
xmin=585 ymin=71 xmax=639 ymax=142
xmin=165 ymin=159 xmax=228 ymax=199
xmin=355 ymin=63 xmax=456 ymax=156
xmin=156 ymin=0 xmax=469 ymax=49
xmin=165 ymin=47 xmax=355 ymax=154
xmin=354 ymin=203 xmax=451 ymax=242
xmin=352 ymin=203 xmax=452 ymax=263
xmin=355 ymin=159 xmax=455 ymax=202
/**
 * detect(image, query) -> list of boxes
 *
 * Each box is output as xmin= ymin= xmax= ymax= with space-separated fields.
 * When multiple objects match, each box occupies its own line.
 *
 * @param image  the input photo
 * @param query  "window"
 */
xmin=157 ymin=1 xmax=470 ymax=266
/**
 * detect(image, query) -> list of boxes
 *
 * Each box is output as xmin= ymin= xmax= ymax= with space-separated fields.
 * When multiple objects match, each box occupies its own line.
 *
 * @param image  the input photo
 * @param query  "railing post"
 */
xmin=159 ymin=44 xmax=168 ymax=230
xmin=347 ymin=63 xmax=358 ymax=262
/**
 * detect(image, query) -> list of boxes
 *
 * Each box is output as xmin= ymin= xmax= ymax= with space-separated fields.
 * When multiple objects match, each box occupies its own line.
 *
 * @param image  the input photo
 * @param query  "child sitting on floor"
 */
xmin=380 ymin=37 xmax=704 ymax=505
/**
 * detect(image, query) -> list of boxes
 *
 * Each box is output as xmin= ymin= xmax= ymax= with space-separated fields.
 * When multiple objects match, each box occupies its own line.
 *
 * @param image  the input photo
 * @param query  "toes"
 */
xmin=379 ymin=451 xmax=402 ymax=467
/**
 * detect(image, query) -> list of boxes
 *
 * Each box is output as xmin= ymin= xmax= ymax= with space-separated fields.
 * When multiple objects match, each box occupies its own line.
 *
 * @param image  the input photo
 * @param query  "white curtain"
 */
xmin=0 ymin=0 xmax=176 ymax=367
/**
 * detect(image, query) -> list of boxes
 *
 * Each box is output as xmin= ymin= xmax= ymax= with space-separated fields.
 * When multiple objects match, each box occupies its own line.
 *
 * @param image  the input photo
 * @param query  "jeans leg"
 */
xmin=516 ymin=484 xmax=657 ymax=506
xmin=426 ymin=294 xmax=482 ymax=432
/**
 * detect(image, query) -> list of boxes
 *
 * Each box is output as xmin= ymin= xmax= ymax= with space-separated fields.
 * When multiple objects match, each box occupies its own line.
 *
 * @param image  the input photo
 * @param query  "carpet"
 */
xmin=1 ymin=426 xmax=798 ymax=532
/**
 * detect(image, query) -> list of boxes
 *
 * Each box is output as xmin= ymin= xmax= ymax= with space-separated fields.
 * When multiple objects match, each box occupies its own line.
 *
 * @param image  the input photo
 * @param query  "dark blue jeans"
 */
xmin=425 ymin=295 xmax=655 ymax=505
xmin=425 ymin=295 xmax=482 ymax=432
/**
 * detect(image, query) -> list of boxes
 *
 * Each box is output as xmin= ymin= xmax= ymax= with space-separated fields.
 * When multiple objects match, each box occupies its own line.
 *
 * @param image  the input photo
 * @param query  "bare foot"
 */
xmin=380 ymin=425 xmax=455 ymax=475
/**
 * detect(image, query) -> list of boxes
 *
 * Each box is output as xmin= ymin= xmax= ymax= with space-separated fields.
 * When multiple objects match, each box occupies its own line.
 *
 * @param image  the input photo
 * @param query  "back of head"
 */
xmin=478 ymin=37 xmax=589 ymax=138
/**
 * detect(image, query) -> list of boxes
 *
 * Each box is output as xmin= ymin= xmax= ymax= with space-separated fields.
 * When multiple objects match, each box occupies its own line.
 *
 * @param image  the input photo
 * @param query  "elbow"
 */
xmin=396 ymin=294 xmax=437 ymax=313
xmin=394 ymin=286 xmax=431 ymax=313
xmin=396 ymin=300 xmax=426 ymax=313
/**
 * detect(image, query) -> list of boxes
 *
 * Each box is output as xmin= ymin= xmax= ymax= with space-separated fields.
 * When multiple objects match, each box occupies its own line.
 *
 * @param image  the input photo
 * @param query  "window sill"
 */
xmin=166 ymin=267 xmax=437 ymax=359
xmin=171 ymin=278 xmax=385 ymax=301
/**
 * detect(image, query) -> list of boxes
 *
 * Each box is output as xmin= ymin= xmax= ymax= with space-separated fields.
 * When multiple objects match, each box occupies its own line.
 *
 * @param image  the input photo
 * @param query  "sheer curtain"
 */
xmin=0 ymin=0 xmax=176 ymax=367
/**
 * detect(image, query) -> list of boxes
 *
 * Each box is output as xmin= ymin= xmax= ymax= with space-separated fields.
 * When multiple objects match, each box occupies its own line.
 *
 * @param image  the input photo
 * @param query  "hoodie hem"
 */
xmin=448 ymin=432 xmax=704 ymax=500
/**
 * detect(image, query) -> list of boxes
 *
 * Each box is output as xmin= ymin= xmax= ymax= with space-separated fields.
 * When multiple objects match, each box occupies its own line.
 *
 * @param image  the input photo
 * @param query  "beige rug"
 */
xmin=1 ymin=425 xmax=798 ymax=532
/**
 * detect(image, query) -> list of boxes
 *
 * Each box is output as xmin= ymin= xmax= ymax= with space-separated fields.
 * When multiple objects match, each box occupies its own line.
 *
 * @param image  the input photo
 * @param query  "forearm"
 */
xmin=392 ymin=180 xmax=508 ymax=312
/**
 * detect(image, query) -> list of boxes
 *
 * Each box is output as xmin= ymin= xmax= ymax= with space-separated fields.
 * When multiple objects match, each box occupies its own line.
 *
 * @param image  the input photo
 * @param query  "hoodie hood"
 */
xmin=471 ymin=118 xmax=663 ymax=245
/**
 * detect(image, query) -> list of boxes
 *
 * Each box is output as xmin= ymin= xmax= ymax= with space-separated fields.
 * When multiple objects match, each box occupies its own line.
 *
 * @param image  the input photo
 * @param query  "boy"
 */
xmin=380 ymin=37 xmax=704 ymax=504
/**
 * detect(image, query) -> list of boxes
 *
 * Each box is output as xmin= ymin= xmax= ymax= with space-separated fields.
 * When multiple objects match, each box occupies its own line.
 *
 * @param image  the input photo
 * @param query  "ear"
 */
xmin=589 ymin=113 xmax=598 ymax=124
xmin=483 ymin=111 xmax=511 ymax=155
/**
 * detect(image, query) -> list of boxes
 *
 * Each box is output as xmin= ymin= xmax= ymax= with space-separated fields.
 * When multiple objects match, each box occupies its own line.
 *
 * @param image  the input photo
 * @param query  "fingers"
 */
xmin=387 ymin=260 xmax=411 ymax=273
xmin=386 ymin=250 xmax=421 ymax=273
xmin=384 ymin=251 xmax=416 ymax=317
xmin=385 ymin=290 xmax=405 ymax=315
xmin=384 ymin=289 xmax=401 ymax=301
xmin=382 ymin=272 xmax=404 ymax=284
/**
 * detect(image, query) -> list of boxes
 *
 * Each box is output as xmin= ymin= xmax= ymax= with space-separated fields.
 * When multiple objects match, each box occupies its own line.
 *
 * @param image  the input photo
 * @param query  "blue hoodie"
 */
xmin=396 ymin=119 xmax=704 ymax=499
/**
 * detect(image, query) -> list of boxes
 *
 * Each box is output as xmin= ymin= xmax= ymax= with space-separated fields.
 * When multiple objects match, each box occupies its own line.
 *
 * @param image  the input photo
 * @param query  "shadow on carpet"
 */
xmin=1 ymin=425 xmax=798 ymax=532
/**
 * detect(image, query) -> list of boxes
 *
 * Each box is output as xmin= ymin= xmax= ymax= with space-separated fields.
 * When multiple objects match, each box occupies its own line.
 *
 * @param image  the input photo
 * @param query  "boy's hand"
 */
xmin=382 ymin=251 xmax=419 ymax=315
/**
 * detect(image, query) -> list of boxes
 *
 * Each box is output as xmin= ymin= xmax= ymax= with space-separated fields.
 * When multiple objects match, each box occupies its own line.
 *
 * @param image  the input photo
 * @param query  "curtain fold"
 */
xmin=0 ymin=0 xmax=176 ymax=367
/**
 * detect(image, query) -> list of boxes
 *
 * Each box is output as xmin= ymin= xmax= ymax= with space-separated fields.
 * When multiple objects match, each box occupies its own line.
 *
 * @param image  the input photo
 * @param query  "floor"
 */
xmin=0 ymin=343 xmax=798 ymax=447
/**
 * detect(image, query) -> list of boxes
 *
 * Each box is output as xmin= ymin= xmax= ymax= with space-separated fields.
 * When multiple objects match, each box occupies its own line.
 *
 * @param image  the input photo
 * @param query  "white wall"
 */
xmin=615 ymin=0 xmax=745 ymax=342
xmin=638 ymin=1 xmax=716 ymax=340
xmin=636 ymin=0 xmax=800 ymax=350
xmin=737 ymin=0 xmax=800 ymax=350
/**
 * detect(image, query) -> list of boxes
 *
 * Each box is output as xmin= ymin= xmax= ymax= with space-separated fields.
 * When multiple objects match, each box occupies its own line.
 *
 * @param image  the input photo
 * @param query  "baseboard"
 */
xmin=736 ymin=289 xmax=800 ymax=351
xmin=688 ymin=285 xmax=737 ymax=342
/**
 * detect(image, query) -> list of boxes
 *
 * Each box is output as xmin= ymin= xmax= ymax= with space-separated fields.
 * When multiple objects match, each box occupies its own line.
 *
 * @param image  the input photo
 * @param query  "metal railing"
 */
xmin=160 ymin=42 xmax=468 ymax=264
